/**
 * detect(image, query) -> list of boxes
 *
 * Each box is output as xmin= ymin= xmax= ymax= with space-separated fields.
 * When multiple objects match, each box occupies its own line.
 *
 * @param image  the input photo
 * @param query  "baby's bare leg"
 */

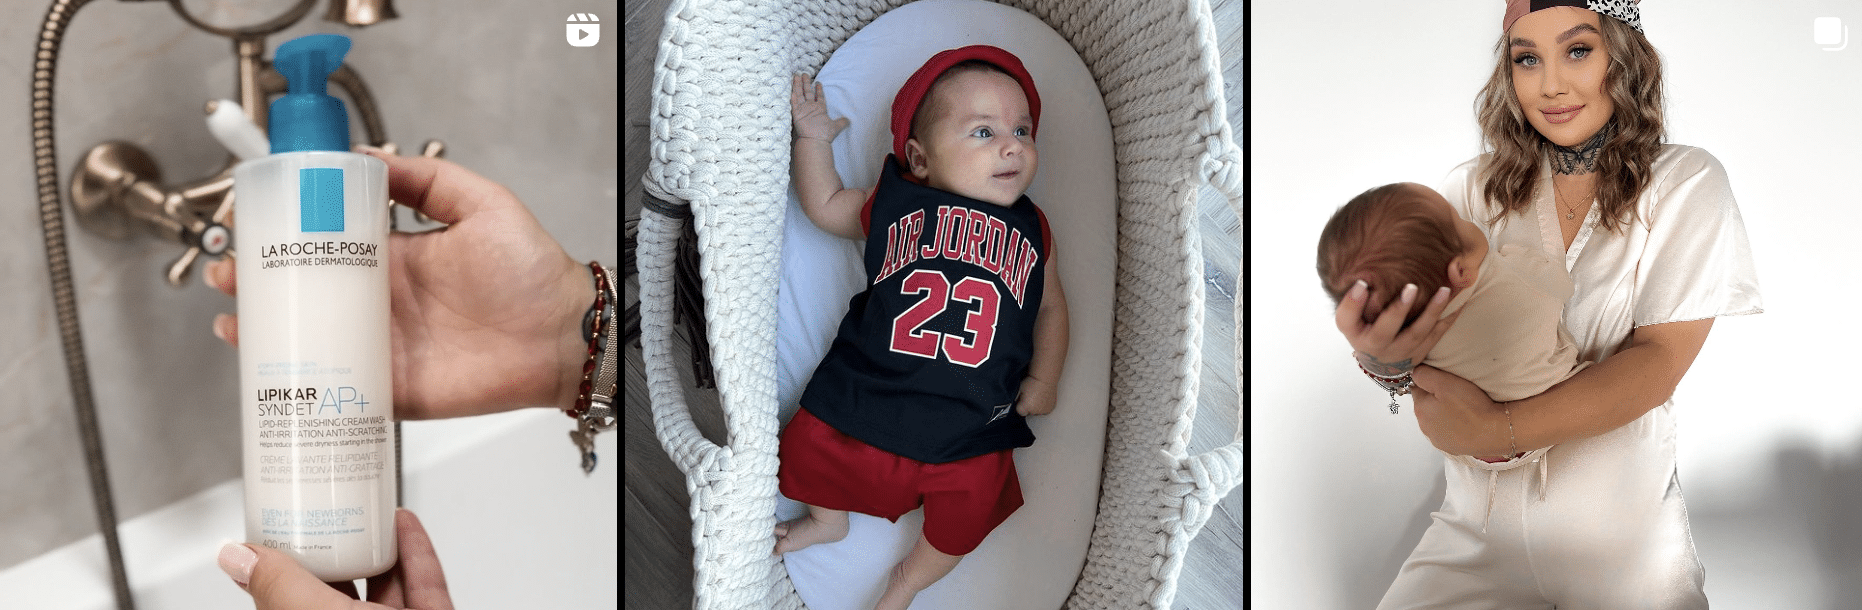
xmin=872 ymin=533 xmax=963 ymax=610
xmin=773 ymin=504 xmax=849 ymax=555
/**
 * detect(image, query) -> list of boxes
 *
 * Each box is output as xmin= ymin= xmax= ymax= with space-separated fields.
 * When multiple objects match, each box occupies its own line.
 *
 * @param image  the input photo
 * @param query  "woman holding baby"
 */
xmin=1333 ymin=2 xmax=1761 ymax=607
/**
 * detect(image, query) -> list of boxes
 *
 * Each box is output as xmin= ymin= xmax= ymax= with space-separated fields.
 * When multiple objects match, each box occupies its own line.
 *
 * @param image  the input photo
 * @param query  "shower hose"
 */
xmin=31 ymin=0 xmax=135 ymax=608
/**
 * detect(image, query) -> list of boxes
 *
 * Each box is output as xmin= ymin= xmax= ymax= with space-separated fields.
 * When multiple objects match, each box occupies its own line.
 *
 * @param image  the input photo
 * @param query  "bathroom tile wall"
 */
xmin=0 ymin=0 xmax=617 ymax=569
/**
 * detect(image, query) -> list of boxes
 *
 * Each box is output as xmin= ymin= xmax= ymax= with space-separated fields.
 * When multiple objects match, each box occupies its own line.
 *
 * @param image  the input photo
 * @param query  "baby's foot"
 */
xmin=773 ymin=513 xmax=848 ymax=555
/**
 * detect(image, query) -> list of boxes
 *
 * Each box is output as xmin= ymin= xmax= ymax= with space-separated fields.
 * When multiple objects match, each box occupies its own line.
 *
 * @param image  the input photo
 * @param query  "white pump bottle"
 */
xmin=232 ymin=33 xmax=396 ymax=581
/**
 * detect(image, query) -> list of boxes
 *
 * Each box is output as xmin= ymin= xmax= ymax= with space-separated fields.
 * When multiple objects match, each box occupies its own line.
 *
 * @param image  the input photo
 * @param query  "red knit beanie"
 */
xmin=890 ymin=45 xmax=1042 ymax=163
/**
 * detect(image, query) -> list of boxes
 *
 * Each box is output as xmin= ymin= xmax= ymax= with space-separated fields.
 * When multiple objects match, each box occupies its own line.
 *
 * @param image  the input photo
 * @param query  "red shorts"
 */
xmin=777 ymin=408 xmax=1022 ymax=556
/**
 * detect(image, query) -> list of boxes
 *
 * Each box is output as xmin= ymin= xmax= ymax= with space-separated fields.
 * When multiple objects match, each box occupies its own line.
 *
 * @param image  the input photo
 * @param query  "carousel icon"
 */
xmin=1815 ymin=17 xmax=1847 ymax=51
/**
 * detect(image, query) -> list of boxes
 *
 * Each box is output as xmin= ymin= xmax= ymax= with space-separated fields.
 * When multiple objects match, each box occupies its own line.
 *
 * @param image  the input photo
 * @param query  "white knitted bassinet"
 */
xmin=634 ymin=0 xmax=1244 ymax=608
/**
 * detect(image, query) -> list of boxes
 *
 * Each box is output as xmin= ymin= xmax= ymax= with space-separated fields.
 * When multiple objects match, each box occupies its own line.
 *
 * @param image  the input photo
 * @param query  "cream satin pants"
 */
xmin=1377 ymin=404 xmax=1707 ymax=610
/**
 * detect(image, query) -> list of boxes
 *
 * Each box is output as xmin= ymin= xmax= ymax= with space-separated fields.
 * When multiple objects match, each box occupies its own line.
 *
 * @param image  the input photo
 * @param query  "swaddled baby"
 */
xmin=1316 ymin=182 xmax=1589 ymax=461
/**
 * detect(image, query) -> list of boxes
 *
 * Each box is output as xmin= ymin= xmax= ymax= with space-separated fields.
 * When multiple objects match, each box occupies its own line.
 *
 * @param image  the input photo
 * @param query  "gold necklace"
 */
xmin=1553 ymin=181 xmax=1586 ymax=220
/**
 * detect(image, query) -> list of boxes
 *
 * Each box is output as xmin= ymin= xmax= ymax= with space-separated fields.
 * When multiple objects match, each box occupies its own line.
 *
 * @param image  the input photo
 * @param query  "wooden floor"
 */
xmin=622 ymin=0 xmax=1243 ymax=607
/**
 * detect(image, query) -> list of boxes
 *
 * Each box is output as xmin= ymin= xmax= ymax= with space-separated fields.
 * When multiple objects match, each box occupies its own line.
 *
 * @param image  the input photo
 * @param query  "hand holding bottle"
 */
xmin=218 ymin=508 xmax=454 ymax=609
xmin=206 ymin=147 xmax=594 ymax=420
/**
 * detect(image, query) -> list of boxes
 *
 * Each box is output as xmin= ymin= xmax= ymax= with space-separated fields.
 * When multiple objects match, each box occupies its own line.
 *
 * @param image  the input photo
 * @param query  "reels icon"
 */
xmin=567 ymin=13 xmax=600 ymax=47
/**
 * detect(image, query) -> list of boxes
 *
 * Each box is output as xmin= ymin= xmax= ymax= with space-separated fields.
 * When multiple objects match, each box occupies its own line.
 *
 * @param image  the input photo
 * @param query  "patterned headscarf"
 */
xmin=1504 ymin=0 xmax=1643 ymax=34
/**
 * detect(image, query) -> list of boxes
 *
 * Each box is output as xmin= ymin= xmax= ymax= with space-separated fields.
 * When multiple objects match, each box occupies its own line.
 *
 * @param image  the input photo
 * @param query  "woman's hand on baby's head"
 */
xmin=1336 ymin=282 xmax=1460 ymax=376
xmin=791 ymin=73 xmax=851 ymax=143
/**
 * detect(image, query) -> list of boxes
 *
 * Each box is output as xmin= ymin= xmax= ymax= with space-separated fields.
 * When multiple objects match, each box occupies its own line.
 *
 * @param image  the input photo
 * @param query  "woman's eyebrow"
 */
xmin=1556 ymin=23 xmax=1601 ymax=44
xmin=1509 ymin=23 xmax=1603 ymax=48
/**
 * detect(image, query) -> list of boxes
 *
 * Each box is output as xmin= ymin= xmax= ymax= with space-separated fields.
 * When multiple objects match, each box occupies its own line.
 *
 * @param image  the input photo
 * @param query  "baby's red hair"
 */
xmin=1316 ymin=184 xmax=1464 ymax=328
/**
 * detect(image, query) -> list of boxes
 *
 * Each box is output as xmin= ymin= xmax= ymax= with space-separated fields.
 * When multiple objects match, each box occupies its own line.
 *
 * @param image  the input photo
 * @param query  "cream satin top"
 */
xmin=1443 ymin=145 xmax=1762 ymax=365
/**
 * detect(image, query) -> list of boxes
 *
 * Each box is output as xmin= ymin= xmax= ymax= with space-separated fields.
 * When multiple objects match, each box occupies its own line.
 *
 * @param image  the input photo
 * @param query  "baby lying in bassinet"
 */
xmin=1315 ymin=182 xmax=1588 ymax=462
xmin=773 ymin=45 xmax=1071 ymax=610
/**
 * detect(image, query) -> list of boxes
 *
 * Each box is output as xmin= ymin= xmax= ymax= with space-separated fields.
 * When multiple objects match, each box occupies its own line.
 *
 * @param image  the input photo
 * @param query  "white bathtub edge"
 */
xmin=0 ymin=408 xmax=582 ymax=610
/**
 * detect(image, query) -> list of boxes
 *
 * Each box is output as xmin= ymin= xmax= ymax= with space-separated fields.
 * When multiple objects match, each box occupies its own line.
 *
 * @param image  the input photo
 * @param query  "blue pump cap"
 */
xmin=269 ymin=34 xmax=351 ymax=153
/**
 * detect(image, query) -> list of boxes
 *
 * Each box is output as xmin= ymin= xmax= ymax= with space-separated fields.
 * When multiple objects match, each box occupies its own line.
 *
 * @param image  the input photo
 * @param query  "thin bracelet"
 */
xmin=1504 ymin=406 xmax=1519 ymax=457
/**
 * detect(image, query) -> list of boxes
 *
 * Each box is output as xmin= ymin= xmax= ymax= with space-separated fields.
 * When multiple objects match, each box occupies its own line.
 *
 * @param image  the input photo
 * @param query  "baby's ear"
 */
xmin=1447 ymin=257 xmax=1476 ymax=290
xmin=905 ymin=139 xmax=930 ymax=179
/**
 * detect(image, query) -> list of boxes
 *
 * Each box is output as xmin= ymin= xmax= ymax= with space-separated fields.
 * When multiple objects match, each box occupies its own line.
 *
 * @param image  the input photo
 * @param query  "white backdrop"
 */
xmin=1250 ymin=1 xmax=1862 ymax=607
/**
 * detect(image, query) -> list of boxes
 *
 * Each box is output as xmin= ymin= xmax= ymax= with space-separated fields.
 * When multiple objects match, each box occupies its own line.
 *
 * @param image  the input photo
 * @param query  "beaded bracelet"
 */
xmin=1356 ymin=361 xmax=1413 ymax=415
xmin=567 ymin=261 xmax=618 ymax=474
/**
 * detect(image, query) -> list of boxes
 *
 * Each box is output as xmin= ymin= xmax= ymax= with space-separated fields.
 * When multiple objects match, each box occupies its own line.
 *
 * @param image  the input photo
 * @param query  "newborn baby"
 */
xmin=1316 ymin=182 xmax=1588 ymax=459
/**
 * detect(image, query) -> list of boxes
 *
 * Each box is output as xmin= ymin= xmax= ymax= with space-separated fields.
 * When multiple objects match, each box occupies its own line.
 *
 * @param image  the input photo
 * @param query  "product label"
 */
xmin=253 ymin=368 xmax=389 ymax=478
xmin=244 ymin=357 xmax=393 ymax=568
xmin=237 ymin=158 xmax=394 ymax=575
xmin=258 ymin=241 xmax=380 ymax=269
xmin=253 ymin=415 xmax=390 ymax=453
xmin=259 ymin=506 xmax=373 ymax=543
xmin=255 ymin=385 xmax=374 ymax=415
xmin=250 ymin=167 xmax=380 ymax=271
xmin=255 ymin=442 xmax=386 ymax=482
xmin=253 ymin=381 xmax=388 ymax=455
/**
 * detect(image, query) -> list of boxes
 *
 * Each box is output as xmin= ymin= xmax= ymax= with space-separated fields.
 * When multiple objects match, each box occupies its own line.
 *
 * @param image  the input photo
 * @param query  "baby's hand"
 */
xmin=791 ymin=73 xmax=850 ymax=143
xmin=1014 ymin=377 xmax=1058 ymax=417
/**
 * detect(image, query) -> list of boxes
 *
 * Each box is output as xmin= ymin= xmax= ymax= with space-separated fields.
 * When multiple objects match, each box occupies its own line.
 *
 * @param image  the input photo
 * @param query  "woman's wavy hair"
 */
xmin=1474 ymin=14 xmax=1664 ymax=233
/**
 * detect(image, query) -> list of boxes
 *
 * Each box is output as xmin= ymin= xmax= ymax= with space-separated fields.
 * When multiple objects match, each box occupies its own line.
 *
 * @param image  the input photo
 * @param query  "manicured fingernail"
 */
xmin=212 ymin=313 xmax=233 ymax=342
xmin=203 ymin=260 xmax=226 ymax=288
xmin=218 ymin=543 xmax=255 ymax=586
xmin=1350 ymin=280 xmax=1367 ymax=300
xmin=1400 ymin=284 xmax=1418 ymax=303
xmin=1436 ymin=286 xmax=1452 ymax=299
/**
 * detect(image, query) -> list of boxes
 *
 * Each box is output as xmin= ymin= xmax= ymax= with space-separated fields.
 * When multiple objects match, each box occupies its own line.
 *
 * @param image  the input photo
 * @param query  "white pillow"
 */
xmin=772 ymin=1 xmax=1117 ymax=608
